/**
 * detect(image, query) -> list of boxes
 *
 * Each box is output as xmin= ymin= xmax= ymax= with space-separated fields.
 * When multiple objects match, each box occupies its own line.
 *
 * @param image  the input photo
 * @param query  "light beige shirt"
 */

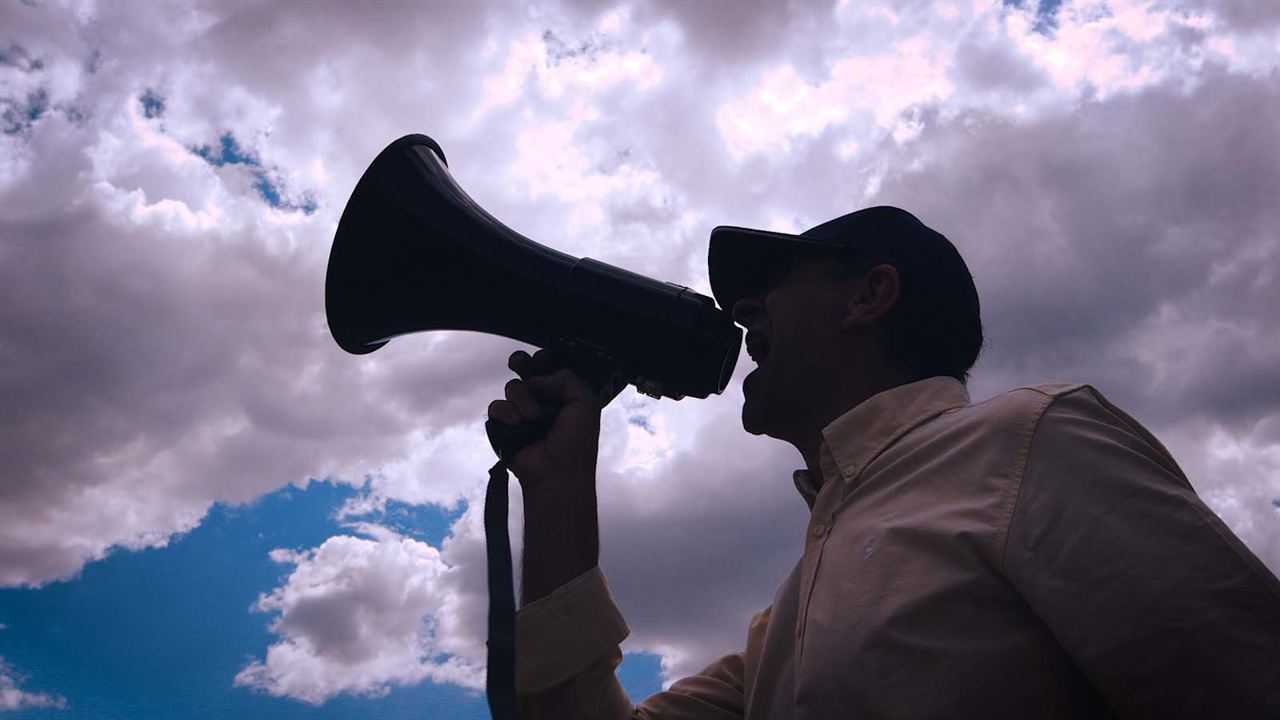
xmin=515 ymin=378 xmax=1280 ymax=719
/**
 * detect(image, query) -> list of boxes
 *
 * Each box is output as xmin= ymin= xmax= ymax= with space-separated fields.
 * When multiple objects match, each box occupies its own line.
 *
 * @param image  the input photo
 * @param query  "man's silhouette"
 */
xmin=487 ymin=206 xmax=1280 ymax=719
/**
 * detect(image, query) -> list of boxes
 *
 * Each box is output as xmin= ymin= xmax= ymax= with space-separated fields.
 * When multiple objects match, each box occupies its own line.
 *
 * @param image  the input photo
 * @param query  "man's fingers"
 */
xmin=525 ymin=369 xmax=596 ymax=407
xmin=504 ymin=378 xmax=542 ymax=421
xmin=507 ymin=349 xmax=594 ymax=409
xmin=508 ymin=350 xmax=532 ymax=375
xmin=510 ymin=348 xmax=562 ymax=378
xmin=530 ymin=347 xmax=559 ymax=369
xmin=487 ymin=399 xmax=521 ymax=427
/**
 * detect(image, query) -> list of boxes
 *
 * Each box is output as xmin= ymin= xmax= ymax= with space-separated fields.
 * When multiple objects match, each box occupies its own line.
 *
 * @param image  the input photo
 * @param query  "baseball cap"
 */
xmin=708 ymin=205 xmax=977 ymax=317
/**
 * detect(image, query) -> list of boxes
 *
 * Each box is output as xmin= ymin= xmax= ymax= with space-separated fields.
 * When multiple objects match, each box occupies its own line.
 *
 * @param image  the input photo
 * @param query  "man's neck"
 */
xmin=805 ymin=458 xmax=825 ymax=490
xmin=798 ymin=437 xmax=826 ymax=490
xmin=796 ymin=388 xmax=906 ymax=488
xmin=788 ymin=366 xmax=920 ymax=491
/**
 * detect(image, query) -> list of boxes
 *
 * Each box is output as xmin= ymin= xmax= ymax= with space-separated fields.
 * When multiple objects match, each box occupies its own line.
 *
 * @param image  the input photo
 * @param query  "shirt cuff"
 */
xmin=516 ymin=565 xmax=630 ymax=694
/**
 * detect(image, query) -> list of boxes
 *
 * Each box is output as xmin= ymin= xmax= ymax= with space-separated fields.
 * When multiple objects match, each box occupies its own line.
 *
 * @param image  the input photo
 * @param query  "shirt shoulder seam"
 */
xmin=995 ymin=385 xmax=1093 ymax=572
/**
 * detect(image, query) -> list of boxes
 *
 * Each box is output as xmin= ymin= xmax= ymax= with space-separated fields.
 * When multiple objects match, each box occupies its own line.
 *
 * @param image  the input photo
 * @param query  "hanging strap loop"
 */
xmin=484 ymin=458 xmax=520 ymax=720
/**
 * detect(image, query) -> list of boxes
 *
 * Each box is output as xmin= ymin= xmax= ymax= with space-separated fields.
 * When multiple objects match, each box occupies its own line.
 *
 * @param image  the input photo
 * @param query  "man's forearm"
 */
xmin=521 ymin=486 xmax=600 ymax=605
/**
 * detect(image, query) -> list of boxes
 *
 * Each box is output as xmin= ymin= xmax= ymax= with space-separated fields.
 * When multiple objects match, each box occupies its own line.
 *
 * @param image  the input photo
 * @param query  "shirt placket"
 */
xmin=794 ymin=471 xmax=842 ymax=665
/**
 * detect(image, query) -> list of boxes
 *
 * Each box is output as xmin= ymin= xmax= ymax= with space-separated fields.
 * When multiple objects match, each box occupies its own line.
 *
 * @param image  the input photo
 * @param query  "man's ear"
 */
xmin=840 ymin=264 xmax=901 ymax=330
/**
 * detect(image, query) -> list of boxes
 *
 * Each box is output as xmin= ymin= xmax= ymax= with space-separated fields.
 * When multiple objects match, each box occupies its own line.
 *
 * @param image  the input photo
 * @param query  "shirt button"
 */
xmin=811 ymin=523 xmax=827 ymax=538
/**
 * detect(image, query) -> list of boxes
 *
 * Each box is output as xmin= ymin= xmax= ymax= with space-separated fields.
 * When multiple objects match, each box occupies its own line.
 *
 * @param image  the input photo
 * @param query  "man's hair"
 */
xmin=830 ymin=254 xmax=984 ymax=384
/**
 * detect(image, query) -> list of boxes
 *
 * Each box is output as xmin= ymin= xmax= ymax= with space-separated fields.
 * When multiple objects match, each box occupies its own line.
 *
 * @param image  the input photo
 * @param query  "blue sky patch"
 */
xmin=193 ymin=133 xmax=258 ymax=167
xmin=191 ymin=133 xmax=317 ymax=213
xmin=1002 ymin=0 xmax=1064 ymax=35
xmin=138 ymin=89 xmax=164 ymax=119
xmin=2 ymin=88 xmax=48 ymax=135
xmin=251 ymin=171 xmax=319 ymax=214
xmin=541 ymin=28 xmax=612 ymax=67
xmin=0 ymin=482 xmax=474 ymax=718
xmin=628 ymin=415 xmax=656 ymax=435
xmin=0 ymin=480 xmax=665 ymax=718
xmin=0 ymin=44 xmax=43 ymax=71
xmin=616 ymin=650 xmax=664 ymax=701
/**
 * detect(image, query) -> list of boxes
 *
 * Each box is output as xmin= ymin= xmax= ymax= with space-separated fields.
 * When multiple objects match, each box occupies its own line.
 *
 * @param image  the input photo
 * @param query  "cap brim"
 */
xmin=708 ymin=225 xmax=844 ymax=313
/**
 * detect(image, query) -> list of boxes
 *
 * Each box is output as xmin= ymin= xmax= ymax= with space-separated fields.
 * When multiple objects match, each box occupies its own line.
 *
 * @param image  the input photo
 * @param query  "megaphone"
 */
xmin=326 ymin=134 xmax=742 ymax=452
xmin=326 ymin=134 xmax=742 ymax=720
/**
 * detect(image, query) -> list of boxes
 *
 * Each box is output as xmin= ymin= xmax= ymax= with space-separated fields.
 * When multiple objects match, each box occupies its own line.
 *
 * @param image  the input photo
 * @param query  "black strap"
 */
xmin=484 ymin=459 xmax=521 ymax=720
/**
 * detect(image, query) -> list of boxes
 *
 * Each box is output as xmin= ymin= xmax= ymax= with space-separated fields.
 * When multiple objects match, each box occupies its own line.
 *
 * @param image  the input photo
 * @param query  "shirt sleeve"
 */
xmin=1003 ymin=386 xmax=1280 ymax=719
xmin=516 ymin=566 xmax=746 ymax=720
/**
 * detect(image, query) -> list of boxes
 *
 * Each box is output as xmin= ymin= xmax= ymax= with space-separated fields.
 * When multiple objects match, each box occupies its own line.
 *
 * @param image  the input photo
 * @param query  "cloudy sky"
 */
xmin=1 ymin=0 xmax=1278 ymax=716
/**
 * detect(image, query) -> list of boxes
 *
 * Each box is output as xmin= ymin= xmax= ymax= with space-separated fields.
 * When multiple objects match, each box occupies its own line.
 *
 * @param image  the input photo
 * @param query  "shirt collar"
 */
xmin=793 ymin=376 xmax=970 ymax=507
xmin=793 ymin=468 xmax=821 ymax=510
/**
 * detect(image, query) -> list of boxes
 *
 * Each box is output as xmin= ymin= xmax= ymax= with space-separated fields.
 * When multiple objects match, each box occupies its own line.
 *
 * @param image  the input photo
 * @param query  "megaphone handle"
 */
xmin=484 ymin=404 xmax=558 ymax=462
xmin=485 ymin=342 xmax=626 ymax=461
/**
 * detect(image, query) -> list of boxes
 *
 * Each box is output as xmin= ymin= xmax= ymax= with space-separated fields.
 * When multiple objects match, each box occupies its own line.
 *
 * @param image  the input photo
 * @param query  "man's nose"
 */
xmin=731 ymin=293 xmax=765 ymax=327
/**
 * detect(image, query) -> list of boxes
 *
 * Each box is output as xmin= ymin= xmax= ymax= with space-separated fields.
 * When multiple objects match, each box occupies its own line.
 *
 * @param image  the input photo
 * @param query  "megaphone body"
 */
xmin=326 ymin=134 xmax=742 ymax=410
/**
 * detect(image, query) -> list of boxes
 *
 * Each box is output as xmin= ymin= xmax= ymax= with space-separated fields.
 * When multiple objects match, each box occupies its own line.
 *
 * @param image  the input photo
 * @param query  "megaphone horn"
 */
xmin=326 ymin=134 xmax=742 ymax=410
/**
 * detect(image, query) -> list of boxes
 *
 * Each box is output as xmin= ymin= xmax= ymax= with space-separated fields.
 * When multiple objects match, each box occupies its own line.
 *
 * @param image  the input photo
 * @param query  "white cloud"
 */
xmin=0 ymin=659 xmax=65 ymax=712
xmin=474 ymin=26 xmax=662 ymax=119
xmin=714 ymin=0 xmax=1273 ymax=164
xmin=1160 ymin=420 xmax=1280 ymax=570
xmin=235 ymin=525 xmax=484 ymax=704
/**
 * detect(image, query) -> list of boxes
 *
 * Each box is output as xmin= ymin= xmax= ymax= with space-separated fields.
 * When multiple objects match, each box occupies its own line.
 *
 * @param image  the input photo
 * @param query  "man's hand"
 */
xmin=488 ymin=349 xmax=602 ymax=494
xmin=488 ymin=348 xmax=602 ymax=604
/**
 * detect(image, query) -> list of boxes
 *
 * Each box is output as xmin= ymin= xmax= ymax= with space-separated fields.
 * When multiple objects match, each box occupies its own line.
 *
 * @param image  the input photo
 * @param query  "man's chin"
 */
xmin=741 ymin=402 xmax=767 ymax=436
xmin=742 ymin=370 xmax=773 ymax=435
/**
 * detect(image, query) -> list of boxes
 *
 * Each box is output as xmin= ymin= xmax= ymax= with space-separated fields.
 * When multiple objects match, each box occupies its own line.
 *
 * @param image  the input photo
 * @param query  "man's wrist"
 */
xmin=521 ymin=485 xmax=600 ymax=604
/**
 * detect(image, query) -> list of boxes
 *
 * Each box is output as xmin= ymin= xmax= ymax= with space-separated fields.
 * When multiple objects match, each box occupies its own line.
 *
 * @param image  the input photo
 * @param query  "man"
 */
xmin=486 ymin=207 xmax=1280 ymax=719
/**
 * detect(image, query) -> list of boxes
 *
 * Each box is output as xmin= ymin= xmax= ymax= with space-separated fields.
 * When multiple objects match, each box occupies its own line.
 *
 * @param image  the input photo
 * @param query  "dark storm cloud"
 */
xmin=866 ymin=69 xmax=1280 ymax=430
xmin=633 ymin=0 xmax=837 ymax=70
xmin=0 ymin=185 xmax=513 ymax=584
xmin=1174 ymin=0 xmax=1280 ymax=33
xmin=597 ymin=409 xmax=810 ymax=678
xmin=951 ymin=32 xmax=1050 ymax=93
